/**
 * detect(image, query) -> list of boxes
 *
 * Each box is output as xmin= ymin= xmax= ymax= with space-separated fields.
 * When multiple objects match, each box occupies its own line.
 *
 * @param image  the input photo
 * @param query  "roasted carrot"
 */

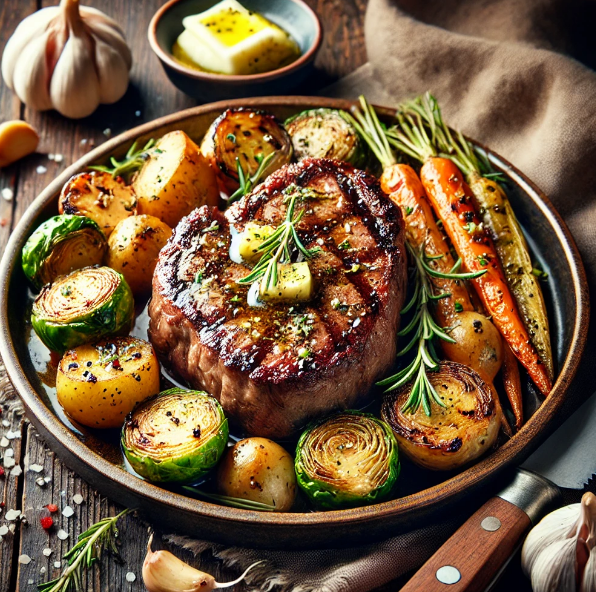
xmin=419 ymin=156 xmax=552 ymax=397
xmin=502 ymin=341 xmax=523 ymax=431
xmin=380 ymin=163 xmax=474 ymax=327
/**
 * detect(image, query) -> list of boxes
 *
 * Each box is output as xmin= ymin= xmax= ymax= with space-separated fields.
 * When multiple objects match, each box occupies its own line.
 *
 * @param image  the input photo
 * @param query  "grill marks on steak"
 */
xmin=150 ymin=158 xmax=406 ymax=437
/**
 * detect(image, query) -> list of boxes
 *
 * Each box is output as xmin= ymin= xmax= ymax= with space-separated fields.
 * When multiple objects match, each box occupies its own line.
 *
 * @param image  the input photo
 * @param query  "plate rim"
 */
xmin=0 ymin=96 xmax=590 ymax=534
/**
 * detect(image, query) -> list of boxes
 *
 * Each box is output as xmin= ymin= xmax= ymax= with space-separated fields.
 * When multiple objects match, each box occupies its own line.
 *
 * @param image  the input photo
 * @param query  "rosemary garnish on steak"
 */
xmin=237 ymin=192 xmax=321 ymax=291
xmin=377 ymin=243 xmax=486 ymax=416
xmin=228 ymin=152 xmax=277 ymax=204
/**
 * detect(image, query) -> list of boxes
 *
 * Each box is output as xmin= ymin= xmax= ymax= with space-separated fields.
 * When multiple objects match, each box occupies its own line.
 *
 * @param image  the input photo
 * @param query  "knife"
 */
xmin=401 ymin=390 xmax=596 ymax=592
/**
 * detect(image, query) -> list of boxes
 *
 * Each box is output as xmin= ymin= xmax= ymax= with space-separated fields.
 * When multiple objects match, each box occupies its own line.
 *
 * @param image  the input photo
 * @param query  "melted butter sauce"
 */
xmin=201 ymin=8 xmax=268 ymax=47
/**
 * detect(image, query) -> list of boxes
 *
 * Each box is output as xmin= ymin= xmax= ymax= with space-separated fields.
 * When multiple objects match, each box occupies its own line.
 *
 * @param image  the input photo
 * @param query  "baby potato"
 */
xmin=56 ymin=336 xmax=160 ymax=429
xmin=106 ymin=215 xmax=172 ymax=295
xmin=441 ymin=311 xmax=503 ymax=383
xmin=133 ymin=130 xmax=219 ymax=228
xmin=217 ymin=437 xmax=296 ymax=511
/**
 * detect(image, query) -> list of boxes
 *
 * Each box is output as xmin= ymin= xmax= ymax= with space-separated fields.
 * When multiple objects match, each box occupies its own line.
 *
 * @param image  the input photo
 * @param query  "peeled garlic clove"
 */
xmin=0 ymin=121 xmax=39 ymax=168
xmin=142 ymin=535 xmax=263 ymax=592
xmin=521 ymin=503 xmax=581 ymax=577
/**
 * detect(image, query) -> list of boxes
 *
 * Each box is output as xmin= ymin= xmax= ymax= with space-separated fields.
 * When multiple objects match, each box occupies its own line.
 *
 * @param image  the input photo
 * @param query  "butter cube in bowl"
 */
xmin=149 ymin=0 xmax=322 ymax=101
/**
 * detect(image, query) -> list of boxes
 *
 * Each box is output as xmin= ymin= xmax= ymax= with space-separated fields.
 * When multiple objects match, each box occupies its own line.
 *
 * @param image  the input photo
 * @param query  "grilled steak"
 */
xmin=148 ymin=158 xmax=407 ymax=439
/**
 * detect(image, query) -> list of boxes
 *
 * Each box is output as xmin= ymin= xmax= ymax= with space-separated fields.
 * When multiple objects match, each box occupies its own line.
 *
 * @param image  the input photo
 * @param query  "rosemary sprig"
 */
xmin=183 ymin=486 xmax=276 ymax=512
xmin=227 ymin=152 xmax=277 ymax=204
xmin=38 ymin=509 xmax=130 ymax=592
xmin=377 ymin=243 xmax=486 ymax=415
xmin=89 ymin=138 xmax=155 ymax=179
xmin=237 ymin=192 xmax=320 ymax=290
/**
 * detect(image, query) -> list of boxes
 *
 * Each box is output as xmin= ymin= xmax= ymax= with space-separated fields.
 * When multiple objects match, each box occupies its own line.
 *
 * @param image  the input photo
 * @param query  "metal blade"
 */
xmin=522 ymin=389 xmax=596 ymax=489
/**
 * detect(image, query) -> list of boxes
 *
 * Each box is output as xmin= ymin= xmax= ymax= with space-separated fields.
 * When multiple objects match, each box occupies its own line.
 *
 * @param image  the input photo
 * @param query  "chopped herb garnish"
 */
xmin=454 ymin=302 xmax=464 ymax=312
xmin=532 ymin=266 xmax=549 ymax=280
xmin=338 ymin=239 xmax=351 ymax=250
xmin=298 ymin=348 xmax=311 ymax=359
xmin=61 ymin=285 xmax=72 ymax=297
xmin=230 ymin=295 xmax=241 ymax=302
xmin=194 ymin=271 xmax=203 ymax=284
xmin=405 ymin=206 xmax=413 ymax=216
xmin=477 ymin=254 xmax=488 ymax=266
xmin=202 ymin=221 xmax=220 ymax=233
xmin=226 ymin=133 xmax=237 ymax=144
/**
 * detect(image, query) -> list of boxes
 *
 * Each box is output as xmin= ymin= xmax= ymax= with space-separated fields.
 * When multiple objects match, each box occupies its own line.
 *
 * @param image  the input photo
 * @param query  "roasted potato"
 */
xmin=217 ymin=437 xmax=297 ymax=511
xmin=106 ymin=215 xmax=172 ymax=295
xmin=59 ymin=171 xmax=136 ymax=237
xmin=133 ymin=130 xmax=218 ymax=228
xmin=441 ymin=311 xmax=503 ymax=383
xmin=200 ymin=108 xmax=292 ymax=195
xmin=56 ymin=336 xmax=160 ymax=429
xmin=381 ymin=361 xmax=501 ymax=471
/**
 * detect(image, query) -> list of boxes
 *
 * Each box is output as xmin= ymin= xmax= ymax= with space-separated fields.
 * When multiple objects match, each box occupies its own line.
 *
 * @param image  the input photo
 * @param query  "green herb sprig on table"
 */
xmin=90 ymin=139 xmax=155 ymax=180
xmin=237 ymin=192 xmax=320 ymax=291
xmin=38 ymin=509 xmax=130 ymax=592
xmin=377 ymin=243 xmax=486 ymax=416
xmin=227 ymin=152 xmax=276 ymax=205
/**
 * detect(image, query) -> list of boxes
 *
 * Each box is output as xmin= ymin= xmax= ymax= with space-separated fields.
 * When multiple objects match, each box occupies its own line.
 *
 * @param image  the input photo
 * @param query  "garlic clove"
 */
xmin=50 ymin=33 xmax=100 ymax=118
xmin=12 ymin=32 xmax=54 ymax=111
xmin=88 ymin=21 xmax=133 ymax=70
xmin=0 ymin=121 xmax=39 ymax=168
xmin=94 ymin=38 xmax=130 ymax=104
xmin=1 ymin=7 xmax=60 ymax=89
xmin=142 ymin=535 xmax=263 ymax=592
xmin=530 ymin=537 xmax=577 ymax=592
xmin=582 ymin=546 xmax=596 ymax=592
xmin=521 ymin=503 xmax=580 ymax=577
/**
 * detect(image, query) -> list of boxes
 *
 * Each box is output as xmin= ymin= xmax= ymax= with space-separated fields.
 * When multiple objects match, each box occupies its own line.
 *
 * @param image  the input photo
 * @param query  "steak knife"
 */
xmin=401 ymin=390 xmax=596 ymax=592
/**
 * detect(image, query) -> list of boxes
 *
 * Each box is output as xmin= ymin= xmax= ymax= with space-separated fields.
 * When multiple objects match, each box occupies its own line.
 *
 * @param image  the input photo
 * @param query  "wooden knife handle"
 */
xmin=400 ymin=496 xmax=531 ymax=592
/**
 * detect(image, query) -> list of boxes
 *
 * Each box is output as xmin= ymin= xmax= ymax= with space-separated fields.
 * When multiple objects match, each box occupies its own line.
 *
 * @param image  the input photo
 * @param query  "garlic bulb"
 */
xmin=522 ymin=492 xmax=596 ymax=592
xmin=142 ymin=535 xmax=263 ymax=592
xmin=1 ymin=0 xmax=132 ymax=119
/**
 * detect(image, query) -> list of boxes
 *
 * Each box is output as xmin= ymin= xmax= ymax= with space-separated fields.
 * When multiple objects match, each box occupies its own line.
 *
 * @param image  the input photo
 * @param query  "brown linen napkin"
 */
xmin=166 ymin=1 xmax=596 ymax=589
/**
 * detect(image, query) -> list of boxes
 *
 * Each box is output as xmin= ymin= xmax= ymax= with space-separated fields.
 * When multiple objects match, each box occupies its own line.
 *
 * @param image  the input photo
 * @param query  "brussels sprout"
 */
xmin=122 ymin=388 xmax=229 ymax=483
xmin=295 ymin=411 xmax=400 ymax=509
xmin=22 ymin=214 xmax=107 ymax=289
xmin=31 ymin=266 xmax=134 ymax=353
xmin=284 ymin=108 xmax=368 ymax=167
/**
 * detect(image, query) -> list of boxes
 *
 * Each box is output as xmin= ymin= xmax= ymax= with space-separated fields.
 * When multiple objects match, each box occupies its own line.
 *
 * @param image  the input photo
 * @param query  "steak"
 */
xmin=148 ymin=158 xmax=407 ymax=439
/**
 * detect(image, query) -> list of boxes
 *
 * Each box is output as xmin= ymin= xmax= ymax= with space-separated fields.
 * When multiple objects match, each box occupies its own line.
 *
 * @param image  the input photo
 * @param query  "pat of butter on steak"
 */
xmin=148 ymin=158 xmax=407 ymax=439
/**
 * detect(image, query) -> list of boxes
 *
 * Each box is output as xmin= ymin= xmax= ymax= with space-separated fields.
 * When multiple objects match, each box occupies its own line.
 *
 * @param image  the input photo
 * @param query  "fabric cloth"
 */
xmin=166 ymin=1 xmax=596 ymax=589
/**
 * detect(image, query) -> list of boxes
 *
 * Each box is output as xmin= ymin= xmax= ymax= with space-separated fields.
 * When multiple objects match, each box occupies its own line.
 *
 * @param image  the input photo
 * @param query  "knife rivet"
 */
xmin=481 ymin=516 xmax=502 ymax=532
xmin=436 ymin=565 xmax=461 ymax=585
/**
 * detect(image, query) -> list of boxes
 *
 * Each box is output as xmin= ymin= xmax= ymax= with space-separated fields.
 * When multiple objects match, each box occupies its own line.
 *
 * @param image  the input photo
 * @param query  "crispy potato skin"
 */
xmin=133 ymin=131 xmax=218 ymax=228
xmin=106 ymin=215 xmax=172 ymax=295
xmin=56 ymin=337 xmax=160 ymax=429
xmin=217 ymin=437 xmax=297 ymax=511
xmin=381 ymin=361 xmax=501 ymax=471
xmin=200 ymin=108 xmax=292 ymax=195
xmin=59 ymin=171 xmax=136 ymax=237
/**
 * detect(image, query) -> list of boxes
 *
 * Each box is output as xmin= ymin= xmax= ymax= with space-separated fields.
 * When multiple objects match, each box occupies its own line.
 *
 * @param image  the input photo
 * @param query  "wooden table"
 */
xmin=0 ymin=2 xmax=538 ymax=591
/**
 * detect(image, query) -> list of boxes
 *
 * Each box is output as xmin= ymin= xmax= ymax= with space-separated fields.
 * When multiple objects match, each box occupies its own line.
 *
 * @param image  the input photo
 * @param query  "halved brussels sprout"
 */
xmin=122 ymin=387 xmax=229 ymax=483
xmin=22 ymin=214 xmax=107 ymax=289
xmin=284 ymin=108 xmax=367 ymax=167
xmin=31 ymin=266 xmax=134 ymax=353
xmin=295 ymin=411 xmax=400 ymax=509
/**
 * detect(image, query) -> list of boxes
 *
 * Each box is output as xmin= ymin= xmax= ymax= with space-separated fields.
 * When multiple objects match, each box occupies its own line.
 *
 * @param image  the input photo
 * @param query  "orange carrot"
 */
xmin=380 ymin=163 xmax=474 ymax=327
xmin=502 ymin=342 xmax=523 ymax=430
xmin=419 ymin=157 xmax=552 ymax=397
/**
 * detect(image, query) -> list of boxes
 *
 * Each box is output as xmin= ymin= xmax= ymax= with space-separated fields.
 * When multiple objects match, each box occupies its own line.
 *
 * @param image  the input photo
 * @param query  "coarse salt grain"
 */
xmin=18 ymin=554 xmax=31 ymax=564
xmin=1 ymin=420 xmax=9 ymax=427
xmin=44 ymin=477 xmax=52 ymax=483
xmin=57 ymin=529 xmax=68 ymax=540
xmin=28 ymin=579 xmax=34 ymax=585
xmin=5 ymin=449 xmax=13 ymax=457
xmin=29 ymin=464 xmax=44 ymax=473
xmin=4 ymin=457 xmax=15 ymax=469
xmin=1 ymin=188 xmax=13 ymax=201
xmin=54 ymin=154 xmax=63 ymax=163
xmin=11 ymin=466 xmax=22 ymax=477
xmin=72 ymin=494 xmax=83 ymax=505
xmin=48 ymin=154 xmax=55 ymax=161
xmin=35 ymin=478 xmax=45 ymax=487
xmin=40 ymin=567 xmax=46 ymax=574
xmin=54 ymin=561 xmax=61 ymax=568
xmin=62 ymin=506 xmax=74 ymax=518
xmin=103 ymin=128 xmax=111 ymax=137
xmin=42 ymin=548 xmax=52 ymax=557
xmin=6 ymin=430 xmax=18 ymax=439
xmin=0 ymin=525 xmax=8 ymax=536
xmin=36 ymin=166 xmax=47 ymax=174
xmin=126 ymin=572 xmax=136 ymax=582
xmin=135 ymin=110 xmax=141 ymax=117
xmin=5 ymin=509 xmax=21 ymax=520
xmin=0 ymin=437 xmax=9 ymax=447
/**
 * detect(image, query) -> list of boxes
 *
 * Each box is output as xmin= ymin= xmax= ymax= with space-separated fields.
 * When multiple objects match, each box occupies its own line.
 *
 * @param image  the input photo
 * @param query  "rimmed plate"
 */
xmin=0 ymin=97 xmax=589 ymax=549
